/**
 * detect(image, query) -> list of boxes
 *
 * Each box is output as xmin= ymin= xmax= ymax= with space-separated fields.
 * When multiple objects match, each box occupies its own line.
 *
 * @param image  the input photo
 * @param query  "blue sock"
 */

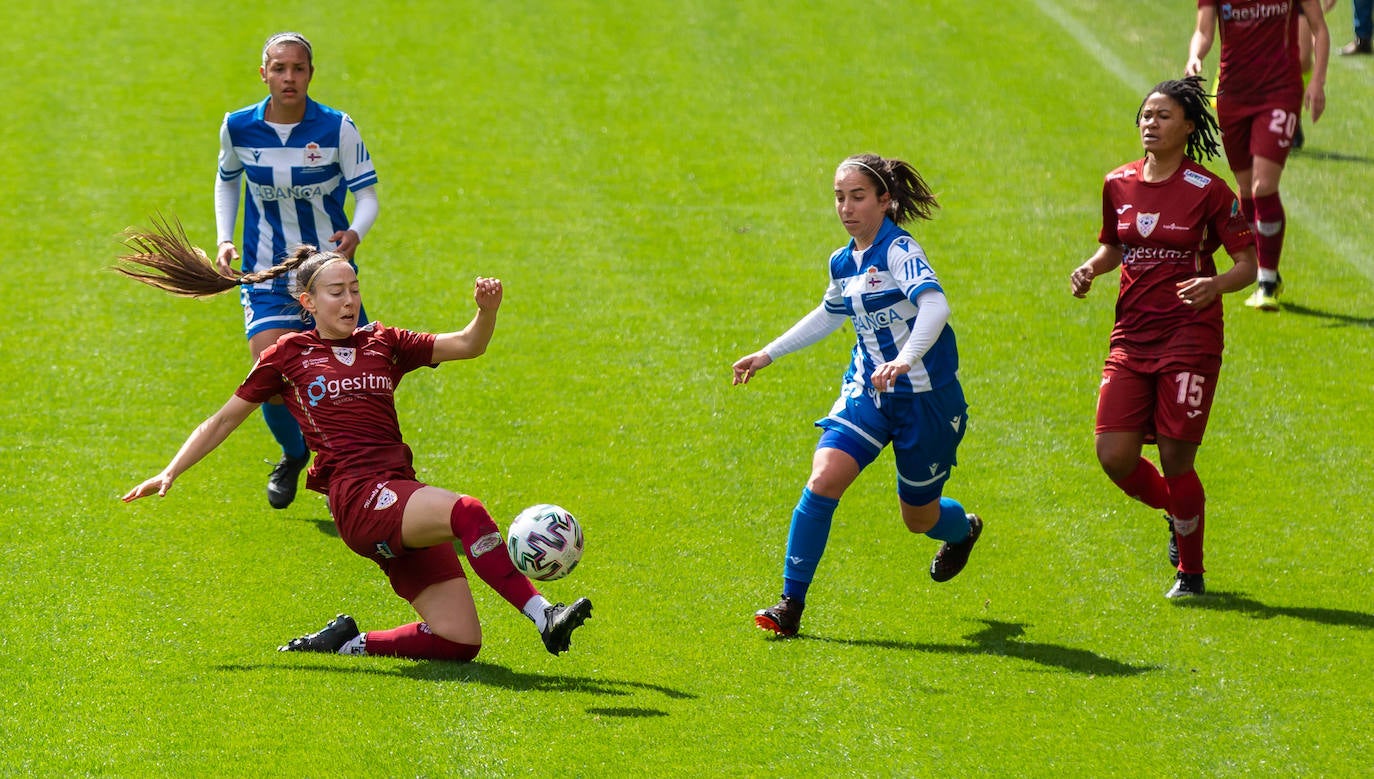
xmin=261 ymin=403 xmax=307 ymax=460
xmin=781 ymin=489 xmax=839 ymax=603
xmin=924 ymin=497 xmax=970 ymax=543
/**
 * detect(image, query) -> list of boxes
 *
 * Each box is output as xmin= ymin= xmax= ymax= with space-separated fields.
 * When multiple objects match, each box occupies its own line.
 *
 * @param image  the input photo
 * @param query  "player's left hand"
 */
xmin=1175 ymin=277 xmax=1218 ymax=309
xmin=870 ymin=360 xmax=911 ymax=392
xmin=1304 ymin=82 xmax=1325 ymax=124
xmin=329 ymin=229 xmax=361 ymax=259
xmin=473 ymin=277 xmax=503 ymax=311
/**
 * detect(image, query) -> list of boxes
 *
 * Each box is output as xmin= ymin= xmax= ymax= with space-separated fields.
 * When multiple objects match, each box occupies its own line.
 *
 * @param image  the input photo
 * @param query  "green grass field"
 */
xmin=3 ymin=1 xmax=1371 ymax=775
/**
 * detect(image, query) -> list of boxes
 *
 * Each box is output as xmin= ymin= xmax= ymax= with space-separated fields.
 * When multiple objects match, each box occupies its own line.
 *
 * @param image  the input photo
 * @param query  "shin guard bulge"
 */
xmin=450 ymin=495 xmax=540 ymax=609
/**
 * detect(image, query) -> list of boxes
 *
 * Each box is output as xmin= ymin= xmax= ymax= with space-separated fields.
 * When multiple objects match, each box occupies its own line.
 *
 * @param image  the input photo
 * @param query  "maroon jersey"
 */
xmin=1098 ymin=159 xmax=1253 ymax=359
xmin=1201 ymin=0 xmax=1304 ymax=109
xmin=235 ymin=322 xmax=438 ymax=494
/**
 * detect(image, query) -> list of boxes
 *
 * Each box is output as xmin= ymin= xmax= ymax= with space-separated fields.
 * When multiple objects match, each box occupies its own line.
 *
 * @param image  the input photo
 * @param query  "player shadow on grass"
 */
xmin=293 ymin=516 xmax=339 ymax=538
xmin=222 ymin=660 xmax=697 ymax=702
xmin=802 ymin=619 xmax=1157 ymax=677
xmin=1273 ymin=302 xmax=1374 ymax=328
xmin=1293 ymin=148 xmax=1374 ymax=165
xmin=399 ymin=661 xmax=697 ymax=701
xmin=1169 ymin=591 xmax=1374 ymax=630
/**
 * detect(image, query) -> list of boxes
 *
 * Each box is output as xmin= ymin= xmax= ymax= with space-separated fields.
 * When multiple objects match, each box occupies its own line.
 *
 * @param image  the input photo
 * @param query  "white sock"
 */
xmin=1257 ymin=267 xmax=1278 ymax=284
xmin=339 ymin=634 xmax=367 ymax=656
xmin=523 ymin=595 xmax=553 ymax=631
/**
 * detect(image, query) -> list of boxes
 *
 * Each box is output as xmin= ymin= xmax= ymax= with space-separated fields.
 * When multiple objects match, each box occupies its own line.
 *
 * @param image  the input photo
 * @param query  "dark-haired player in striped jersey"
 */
xmin=1186 ymin=0 xmax=1330 ymax=311
xmin=215 ymin=32 xmax=382 ymax=509
xmin=1071 ymin=77 xmax=1257 ymax=599
xmin=733 ymin=154 xmax=981 ymax=637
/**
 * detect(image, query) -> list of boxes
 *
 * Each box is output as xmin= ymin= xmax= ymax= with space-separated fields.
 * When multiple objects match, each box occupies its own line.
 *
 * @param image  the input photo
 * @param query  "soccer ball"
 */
xmin=507 ymin=504 xmax=584 ymax=581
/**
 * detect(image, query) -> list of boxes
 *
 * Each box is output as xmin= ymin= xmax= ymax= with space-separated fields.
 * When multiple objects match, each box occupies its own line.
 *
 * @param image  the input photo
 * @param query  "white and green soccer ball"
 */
xmin=507 ymin=504 xmax=584 ymax=581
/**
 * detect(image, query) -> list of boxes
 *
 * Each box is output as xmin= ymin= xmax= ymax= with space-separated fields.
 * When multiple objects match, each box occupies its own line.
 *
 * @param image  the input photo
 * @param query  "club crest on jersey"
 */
xmin=373 ymin=487 xmax=398 ymax=511
xmin=866 ymin=267 xmax=883 ymax=288
xmin=1136 ymin=212 xmax=1160 ymax=237
xmin=332 ymin=347 xmax=356 ymax=366
xmin=303 ymin=142 xmax=325 ymax=166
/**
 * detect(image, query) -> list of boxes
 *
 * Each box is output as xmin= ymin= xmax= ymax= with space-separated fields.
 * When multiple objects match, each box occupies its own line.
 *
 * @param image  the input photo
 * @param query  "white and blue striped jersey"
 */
xmin=218 ymin=97 xmax=377 ymax=292
xmin=823 ymin=218 xmax=959 ymax=394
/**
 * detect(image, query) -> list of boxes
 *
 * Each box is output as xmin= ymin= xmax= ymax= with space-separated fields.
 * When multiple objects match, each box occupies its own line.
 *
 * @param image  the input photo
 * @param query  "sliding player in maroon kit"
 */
xmin=1186 ymin=0 xmax=1330 ymax=311
xmin=117 ymin=222 xmax=592 ymax=659
xmin=1070 ymin=77 xmax=1257 ymax=598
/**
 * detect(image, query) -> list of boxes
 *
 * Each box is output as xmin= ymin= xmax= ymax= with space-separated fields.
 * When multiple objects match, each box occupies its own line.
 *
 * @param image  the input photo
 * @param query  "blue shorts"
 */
xmin=241 ymin=286 xmax=310 ymax=338
xmin=815 ymin=380 xmax=968 ymax=506
xmin=239 ymin=263 xmax=368 ymax=339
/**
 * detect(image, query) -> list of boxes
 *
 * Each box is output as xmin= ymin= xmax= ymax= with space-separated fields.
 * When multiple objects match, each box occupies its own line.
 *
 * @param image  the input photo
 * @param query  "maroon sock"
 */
xmin=450 ymin=495 xmax=540 ymax=611
xmin=364 ymin=622 xmax=480 ymax=662
xmin=1166 ymin=470 xmax=1206 ymax=573
xmin=1252 ymin=192 xmax=1285 ymax=274
xmin=1112 ymin=457 xmax=1169 ymax=510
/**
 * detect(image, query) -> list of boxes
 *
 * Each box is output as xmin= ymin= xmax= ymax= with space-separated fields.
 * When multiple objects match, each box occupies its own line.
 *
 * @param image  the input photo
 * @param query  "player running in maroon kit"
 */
xmin=1186 ymin=0 xmax=1330 ymax=311
xmin=117 ymin=221 xmax=592 ymax=659
xmin=1070 ymin=77 xmax=1257 ymax=598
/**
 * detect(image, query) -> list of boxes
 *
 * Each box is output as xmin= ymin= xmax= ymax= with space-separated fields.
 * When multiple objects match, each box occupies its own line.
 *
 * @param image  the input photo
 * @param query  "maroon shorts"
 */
xmin=1218 ymin=96 xmax=1302 ymax=171
xmin=328 ymin=475 xmax=465 ymax=602
xmin=1095 ymin=351 xmax=1222 ymax=445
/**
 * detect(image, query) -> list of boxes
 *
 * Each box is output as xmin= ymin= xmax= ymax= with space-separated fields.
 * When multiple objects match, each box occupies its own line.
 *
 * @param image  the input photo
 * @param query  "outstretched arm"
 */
xmin=123 ymin=395 xmax=258 ymax=501
xmin=732 ymin=304 xmax=845 ymax=385
xmin=431 ymin=277 xmax=503 ymax=363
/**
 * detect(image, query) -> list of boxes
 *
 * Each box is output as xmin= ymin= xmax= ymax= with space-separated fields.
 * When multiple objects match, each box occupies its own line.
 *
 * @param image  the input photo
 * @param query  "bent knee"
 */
xmin=805 ymin=475 xmax=847 ymax=498
xmin=1095 ymin=443 xmax=1141 ymax=481
xmin=1098 ymin=457 xmax=1137 ymax=482
xmin=443 ymin=640 xmax=481 ymax=663
xmin=426 ymin=623 xmax=482 ymax=662
xmin=428 ymin=619 xmax=482 ymax=648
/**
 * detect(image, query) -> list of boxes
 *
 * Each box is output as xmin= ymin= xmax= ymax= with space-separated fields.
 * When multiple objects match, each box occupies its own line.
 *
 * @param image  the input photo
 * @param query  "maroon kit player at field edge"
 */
xmin=1069 ymin=77 xmax=1257 ymax=599
xmin=1186 ymin=0 xmax=1330 ymax=311
xmin=117 ymin=222 xmax=592 ymax=660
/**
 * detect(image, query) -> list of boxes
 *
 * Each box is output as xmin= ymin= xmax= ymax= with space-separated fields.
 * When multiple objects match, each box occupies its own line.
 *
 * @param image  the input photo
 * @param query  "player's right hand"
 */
xmin=1070 ymin=264 xmax=1095 ymax=298
xmin=123 ymin=473 xmax=174 ymax=502
xmin=731 ymin=352 xmax=772 ymax=385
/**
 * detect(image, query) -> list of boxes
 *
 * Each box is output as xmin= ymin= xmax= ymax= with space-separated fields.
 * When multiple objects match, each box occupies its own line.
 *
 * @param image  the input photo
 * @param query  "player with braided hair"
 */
xmin=733 ymin=153 xmax=981 ymax=637
xmin=119 ymin=221 xmax=593 ymax=661
xmin=1070 ymin=77 xmax=1257 ymax=599
xmin=1141 ymin=77 xmax=1223 ymax=162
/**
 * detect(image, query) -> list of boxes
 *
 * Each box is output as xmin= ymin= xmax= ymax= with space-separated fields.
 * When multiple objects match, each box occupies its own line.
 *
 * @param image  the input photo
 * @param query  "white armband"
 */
xmin=894 ymin=290 xmax=950 ymax=367
xmin=214 ymin=176 xmax=240 ymax=245
xmin=348 ymin=186 xmax=379 ymax=240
